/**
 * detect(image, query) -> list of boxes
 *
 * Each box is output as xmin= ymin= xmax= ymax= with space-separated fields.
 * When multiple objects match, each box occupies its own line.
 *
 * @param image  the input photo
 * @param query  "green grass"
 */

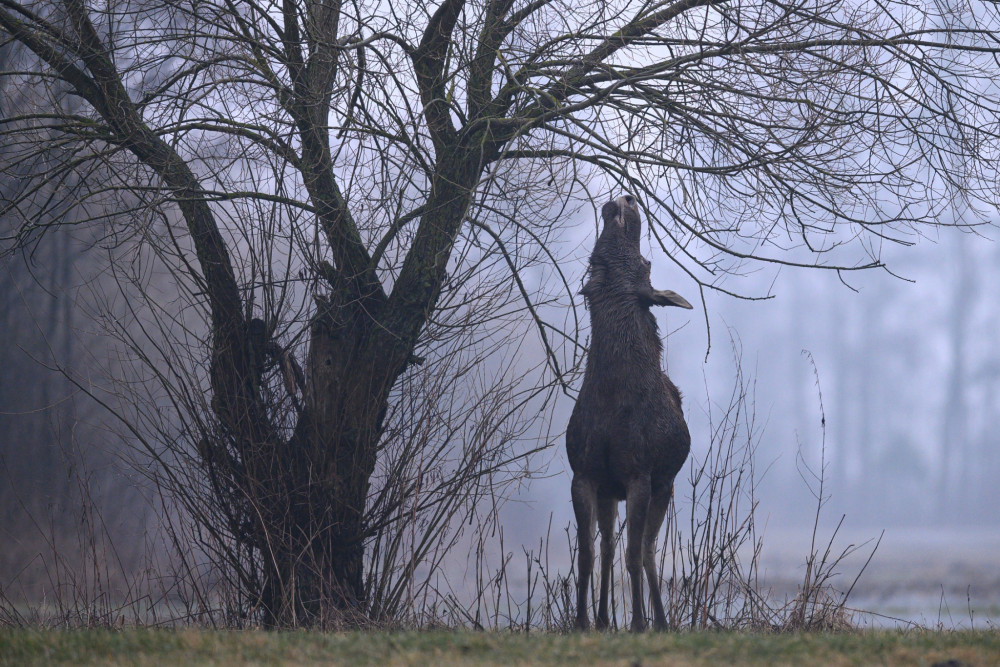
xmin=1 ymin=628 xmax=998 ymax=666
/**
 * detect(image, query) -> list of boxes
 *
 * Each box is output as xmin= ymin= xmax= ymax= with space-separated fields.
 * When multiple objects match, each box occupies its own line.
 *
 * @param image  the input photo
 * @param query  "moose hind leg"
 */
xmin=572 ymin=476 xmax=598 ymax=630
xmin=596 ymin=493 xmax=617 ymax=630
xmin=625 ymin=475 xmax=652 ymax=632
xmin=644 ymin=482 xmax=674 ymax=630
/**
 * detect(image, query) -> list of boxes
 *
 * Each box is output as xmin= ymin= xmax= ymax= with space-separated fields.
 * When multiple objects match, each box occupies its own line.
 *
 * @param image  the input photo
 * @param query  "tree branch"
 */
xmin=412 ymin=0 xmax=465 ymax=151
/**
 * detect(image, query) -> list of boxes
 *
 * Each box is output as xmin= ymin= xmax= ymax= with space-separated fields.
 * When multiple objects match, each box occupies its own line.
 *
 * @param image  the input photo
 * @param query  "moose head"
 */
xmin=584 ymin=195 xmax=694 ymax=311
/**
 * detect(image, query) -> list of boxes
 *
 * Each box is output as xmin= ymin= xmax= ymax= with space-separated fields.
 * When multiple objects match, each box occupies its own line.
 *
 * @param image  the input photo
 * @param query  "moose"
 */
xmin=566 ymin=195 xmax=693 ymax=632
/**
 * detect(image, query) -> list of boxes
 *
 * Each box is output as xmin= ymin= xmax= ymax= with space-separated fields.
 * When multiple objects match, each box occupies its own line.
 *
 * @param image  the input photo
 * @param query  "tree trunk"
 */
xmin=234 ymin=277 xmax=410 ymax=625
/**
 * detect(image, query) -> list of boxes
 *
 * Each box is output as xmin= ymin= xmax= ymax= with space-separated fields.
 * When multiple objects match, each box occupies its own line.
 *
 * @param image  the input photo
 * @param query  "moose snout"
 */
xmin=615 ymin=194 xmax=638 ymax=210
xmin=616 ymin=195 xmax=641 ymax=221
xmin=601 ymin=195 xmax=642 ymax=238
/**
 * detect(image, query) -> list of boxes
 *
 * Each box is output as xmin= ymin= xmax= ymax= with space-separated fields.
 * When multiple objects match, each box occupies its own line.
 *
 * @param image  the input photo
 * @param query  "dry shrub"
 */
xmin=449 ymin=343 xmax=879 ymax=633
xmin=0 ymin=343 xmax=878 ymax=632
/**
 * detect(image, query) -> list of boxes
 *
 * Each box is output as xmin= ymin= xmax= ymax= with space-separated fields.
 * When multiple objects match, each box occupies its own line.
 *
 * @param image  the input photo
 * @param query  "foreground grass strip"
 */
xmin=1 ymin=629 xmax=998 ymax=666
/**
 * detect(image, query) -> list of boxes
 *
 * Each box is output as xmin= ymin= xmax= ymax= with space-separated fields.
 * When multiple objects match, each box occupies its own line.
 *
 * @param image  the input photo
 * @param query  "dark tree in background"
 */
xmin=4 ymin=0 xmax=1000 ymax=626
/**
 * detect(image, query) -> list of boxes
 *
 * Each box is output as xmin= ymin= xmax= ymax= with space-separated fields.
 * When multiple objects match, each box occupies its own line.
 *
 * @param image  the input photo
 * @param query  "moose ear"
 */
xmin=656 ymin=290 xmax=694 ymax=309
xmin=601 ymin=200 xmax=623 ymax=228
xmin=644 ymin=289 xmax=694 ymax=309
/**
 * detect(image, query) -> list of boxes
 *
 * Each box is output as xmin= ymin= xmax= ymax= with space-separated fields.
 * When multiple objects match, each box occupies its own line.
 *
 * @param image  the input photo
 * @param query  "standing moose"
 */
xmin=566 ymin=195 xmax=693 ymax=632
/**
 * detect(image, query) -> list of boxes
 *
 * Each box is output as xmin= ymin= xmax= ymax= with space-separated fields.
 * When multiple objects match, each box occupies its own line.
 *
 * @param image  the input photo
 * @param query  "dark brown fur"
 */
xmin=566 ymin=195 xmax=693 ymax=632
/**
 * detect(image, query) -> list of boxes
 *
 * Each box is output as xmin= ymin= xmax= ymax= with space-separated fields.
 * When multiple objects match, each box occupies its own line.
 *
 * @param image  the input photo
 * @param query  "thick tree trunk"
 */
xmin=248 ymin=154 xmax=481 ymax=625
xmin=245 ymin=284 xmax=408 ymax=626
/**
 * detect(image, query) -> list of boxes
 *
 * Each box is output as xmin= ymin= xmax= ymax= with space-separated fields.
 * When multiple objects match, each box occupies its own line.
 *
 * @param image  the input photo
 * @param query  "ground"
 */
xmin=1 ymin=629 xmax=998 ymax=666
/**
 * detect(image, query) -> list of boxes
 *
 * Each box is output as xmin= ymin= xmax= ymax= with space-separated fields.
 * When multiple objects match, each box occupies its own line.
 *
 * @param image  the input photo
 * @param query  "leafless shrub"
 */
xmin=445 ymin=343 xmax=879 ymax=633
xmin=0 ymin=444 xmax=179 ymax=628
xmin=0 ymin=336 xmax=882 ymax=633
xmin=780 ymin=351 xmax=881 ymax=632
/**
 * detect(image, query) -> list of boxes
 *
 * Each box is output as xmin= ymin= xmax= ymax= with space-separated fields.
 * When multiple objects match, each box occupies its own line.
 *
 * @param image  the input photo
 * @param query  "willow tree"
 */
xmin=3 ymin=0 xmax=1000 ymax=626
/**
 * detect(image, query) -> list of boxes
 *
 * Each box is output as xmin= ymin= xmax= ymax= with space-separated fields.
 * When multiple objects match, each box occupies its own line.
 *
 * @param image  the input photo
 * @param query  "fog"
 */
xmin=3 ymin=195 xmax=999 ymax=627
xmin=6 ymin=0 xmax=1000 ymax=630
xmin=496 ymin=211 xmax=1000 ymax=627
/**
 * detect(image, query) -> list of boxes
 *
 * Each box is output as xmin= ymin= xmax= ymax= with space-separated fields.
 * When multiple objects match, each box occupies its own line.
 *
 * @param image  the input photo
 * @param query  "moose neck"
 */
xmin=585 ymin=294 xmax=664 ymax=382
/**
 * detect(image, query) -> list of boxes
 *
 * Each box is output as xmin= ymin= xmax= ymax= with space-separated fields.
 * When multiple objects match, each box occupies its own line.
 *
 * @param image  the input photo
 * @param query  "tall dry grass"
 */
xmin=0 ymin=349 xmax=878 ymax=631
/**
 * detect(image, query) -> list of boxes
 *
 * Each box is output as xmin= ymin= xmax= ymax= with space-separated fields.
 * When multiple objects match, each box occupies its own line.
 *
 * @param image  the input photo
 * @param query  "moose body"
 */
xmin=566 ymin=196 xmax=693 ymax=632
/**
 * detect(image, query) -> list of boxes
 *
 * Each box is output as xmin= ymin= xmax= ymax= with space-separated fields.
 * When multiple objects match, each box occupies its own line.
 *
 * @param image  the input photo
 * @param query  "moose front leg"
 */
xmin=644 ymin=482 xmax=674 ymax=631
xmin=625 ymin=475 xmax=652 ymax=632
xmin=596 ymin=494 xmax=617 ymax=630
xmin=572 ymin=476 xmax=598 ymax=630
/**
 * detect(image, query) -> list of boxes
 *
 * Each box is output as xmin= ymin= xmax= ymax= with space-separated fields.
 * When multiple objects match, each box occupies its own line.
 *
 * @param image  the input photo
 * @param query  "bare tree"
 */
xmin=4 ymin=0 xmax=1000 ymax=626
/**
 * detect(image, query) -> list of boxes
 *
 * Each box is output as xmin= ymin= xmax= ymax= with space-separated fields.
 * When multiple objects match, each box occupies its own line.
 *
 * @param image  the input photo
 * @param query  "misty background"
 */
xmin=4 ymin=0 xmax=1000 ymax=627
xmin=3 ymin=200 xmax=998 ymax=626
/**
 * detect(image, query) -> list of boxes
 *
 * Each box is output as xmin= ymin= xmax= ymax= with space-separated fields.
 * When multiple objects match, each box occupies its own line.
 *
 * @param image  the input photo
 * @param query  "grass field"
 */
xmin=1 ymin=629 xmax=998 ymax=666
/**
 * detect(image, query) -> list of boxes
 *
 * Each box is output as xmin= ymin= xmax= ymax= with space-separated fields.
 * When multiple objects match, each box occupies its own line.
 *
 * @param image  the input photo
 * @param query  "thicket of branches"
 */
xmin=3 ymin=0 xmax=1000 ymax=626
